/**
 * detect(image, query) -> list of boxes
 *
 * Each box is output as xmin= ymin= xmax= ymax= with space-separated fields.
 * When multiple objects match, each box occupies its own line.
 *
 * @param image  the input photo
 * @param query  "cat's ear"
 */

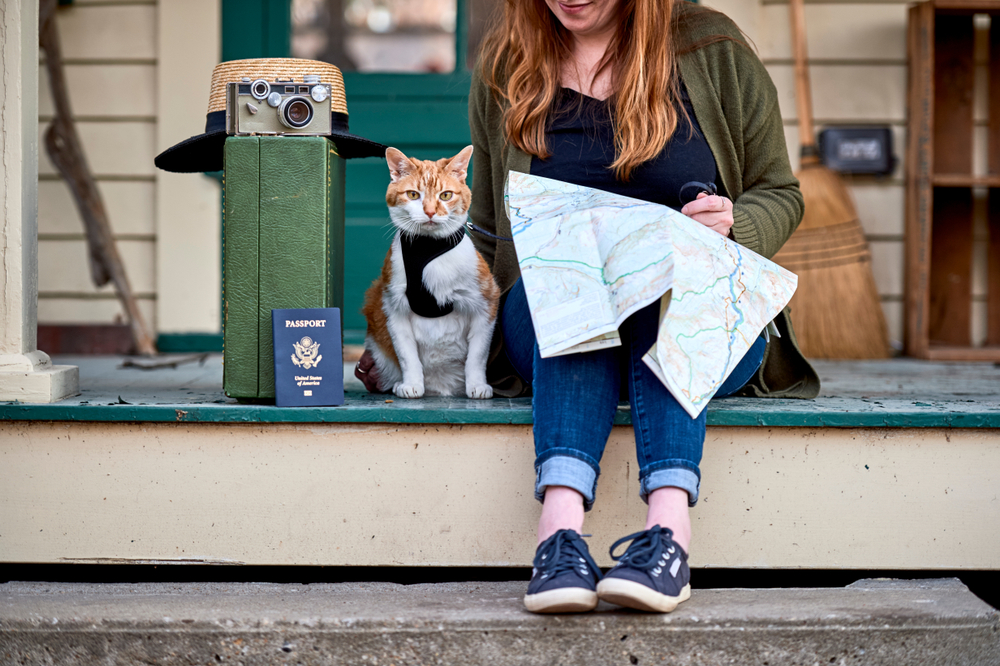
xmin=444 ymin=145 xmax=474 ymax=181
xmin=386 ymin=147 xmax=414 ymax=183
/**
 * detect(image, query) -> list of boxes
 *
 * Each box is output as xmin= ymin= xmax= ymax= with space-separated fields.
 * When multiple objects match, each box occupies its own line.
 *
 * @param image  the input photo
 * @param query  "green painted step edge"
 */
xmin=2 ymin=401 xmax=997 ymax=428
xmin=156 ymin=333 xmax=224 ymax=353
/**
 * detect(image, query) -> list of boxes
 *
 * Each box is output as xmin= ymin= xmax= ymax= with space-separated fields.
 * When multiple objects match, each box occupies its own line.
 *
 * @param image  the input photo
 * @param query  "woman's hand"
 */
xmin=681 ymin=192 xmax=734 ymax=237
xmin=354 ymin=349 xmax=382 ymax=393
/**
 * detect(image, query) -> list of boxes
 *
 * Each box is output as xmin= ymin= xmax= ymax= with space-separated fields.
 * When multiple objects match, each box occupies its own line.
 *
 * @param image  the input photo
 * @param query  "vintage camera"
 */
xmin=226 ymin=75 xmax=332 ymax=136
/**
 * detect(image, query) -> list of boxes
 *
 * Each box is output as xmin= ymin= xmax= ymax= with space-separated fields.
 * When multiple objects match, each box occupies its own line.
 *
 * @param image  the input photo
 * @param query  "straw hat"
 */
xmin=155 ymin=58 xmax=385 ymax=173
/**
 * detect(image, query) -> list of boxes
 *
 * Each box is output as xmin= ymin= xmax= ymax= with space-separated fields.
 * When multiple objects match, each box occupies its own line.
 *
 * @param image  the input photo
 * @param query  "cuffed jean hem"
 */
xmin=640 ymin=467 xmax=701 ymax=507
xmin=534 ymin=454 xmax=599 ymax=511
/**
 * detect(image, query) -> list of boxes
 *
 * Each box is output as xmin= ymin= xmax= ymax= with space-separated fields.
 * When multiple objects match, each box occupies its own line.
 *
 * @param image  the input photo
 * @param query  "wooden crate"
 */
xmin=905 ymin=0 xmax=1000 ymax=360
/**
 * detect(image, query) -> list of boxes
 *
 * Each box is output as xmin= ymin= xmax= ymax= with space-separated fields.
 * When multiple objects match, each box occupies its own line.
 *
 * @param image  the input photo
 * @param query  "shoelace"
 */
xmin=608 ymin=525 xmax=678 ymax=571
xmin=533 ymin=530 xmax=601 ymax=579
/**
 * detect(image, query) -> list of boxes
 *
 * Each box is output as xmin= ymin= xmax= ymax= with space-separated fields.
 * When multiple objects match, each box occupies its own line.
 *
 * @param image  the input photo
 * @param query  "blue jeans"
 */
xmin=502 ymin=278 xmax=765 ymax=510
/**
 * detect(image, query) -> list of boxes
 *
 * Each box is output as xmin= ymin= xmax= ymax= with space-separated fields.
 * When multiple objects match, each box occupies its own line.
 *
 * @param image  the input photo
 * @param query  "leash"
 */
xmin=466 ymin=181 xmax=719 ymax=243
xmin=466 ymin=220 xmax=513 ymax=242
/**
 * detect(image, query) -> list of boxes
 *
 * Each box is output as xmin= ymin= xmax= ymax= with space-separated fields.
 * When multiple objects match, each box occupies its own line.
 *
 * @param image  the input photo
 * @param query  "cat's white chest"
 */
xmin=411 ymin=316 xmax=470 ymax=396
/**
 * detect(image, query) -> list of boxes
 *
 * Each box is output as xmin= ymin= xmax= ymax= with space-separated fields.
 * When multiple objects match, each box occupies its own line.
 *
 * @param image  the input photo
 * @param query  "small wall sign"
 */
xmin=819 ymin=127 xmax=895 ymax=175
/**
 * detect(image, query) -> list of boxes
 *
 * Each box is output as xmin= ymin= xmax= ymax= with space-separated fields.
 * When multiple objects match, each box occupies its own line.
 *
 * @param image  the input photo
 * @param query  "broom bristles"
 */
xmin=774 ymin=163 xmax=891 ymax=359
xmin=795 ymin=163 xmax=859 ymax=230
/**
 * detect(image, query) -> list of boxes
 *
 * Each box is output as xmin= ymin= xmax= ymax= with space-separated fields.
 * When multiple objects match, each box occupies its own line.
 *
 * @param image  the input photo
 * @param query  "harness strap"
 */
xmin=399 ymin=227 xmax=467 ymax=318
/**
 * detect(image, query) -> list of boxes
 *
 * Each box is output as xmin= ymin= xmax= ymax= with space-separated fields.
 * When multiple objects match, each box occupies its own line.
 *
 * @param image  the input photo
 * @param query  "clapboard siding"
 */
xmin=973 ymin=238 xmax=989 ymax=299
xmin=54 ymin=5 xmax=156 ymax=61
xmin=38 ymin=180 xmax=155 ymax=236
xmin=38 ymin=240 xmax=156 ymax=294
xmin=849 ymin=183 xmax=904 ymax=237
xmin=767 ymin=64 xmax=907 ymax=122
xmin=757 ymin=4 xmax=908 ymax=61
xmin=881 ymin=300 xmax=903 ymax=349
xmin=38 ymin=2 xmax=159 ymax=328
xmin=39 ymin=64 xmax=157 ymax=118
xmin=37 ymin=121 xmax=156 ymax=177
xmin=37 ymin=298 xmax=156 ymax=327
xmin=869 ymin=240 xmax=904 ymax=297
xmin=972 ymin=302 xmax=988 ymax=347
xmin=973 ymin=125 xmax=989 ymax=176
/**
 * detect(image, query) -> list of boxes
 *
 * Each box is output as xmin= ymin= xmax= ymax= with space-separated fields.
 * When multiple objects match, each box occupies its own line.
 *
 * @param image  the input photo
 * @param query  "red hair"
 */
xmin=478 ymin=1 xmax=737 ymax=180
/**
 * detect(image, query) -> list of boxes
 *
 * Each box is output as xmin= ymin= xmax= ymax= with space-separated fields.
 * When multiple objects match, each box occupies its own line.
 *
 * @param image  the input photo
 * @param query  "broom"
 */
xmin=772 ymin=0 xmax=890 ymax=359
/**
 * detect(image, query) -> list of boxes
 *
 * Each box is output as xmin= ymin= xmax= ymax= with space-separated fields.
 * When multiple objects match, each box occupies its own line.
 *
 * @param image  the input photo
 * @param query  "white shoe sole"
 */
xmin=597 ymin=579 xmax=691 ymax=613
xmin=523 ymin=587 xmax=599 ymax=613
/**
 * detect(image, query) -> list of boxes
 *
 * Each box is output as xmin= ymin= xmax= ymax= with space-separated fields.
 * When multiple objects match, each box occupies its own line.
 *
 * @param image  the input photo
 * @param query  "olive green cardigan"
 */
xmin=469 ymin=3 xmax=820 ymax=400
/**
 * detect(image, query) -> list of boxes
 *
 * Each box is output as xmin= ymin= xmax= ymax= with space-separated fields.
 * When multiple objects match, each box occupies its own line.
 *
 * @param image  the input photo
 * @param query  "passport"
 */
xmin=271 ymin=308 xmax=344 ymax=407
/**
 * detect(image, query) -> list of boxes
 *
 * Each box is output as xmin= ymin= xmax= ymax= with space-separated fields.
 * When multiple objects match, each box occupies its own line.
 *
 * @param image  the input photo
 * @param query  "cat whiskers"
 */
xmin=380 ymin=218 xmax=400 ymax=242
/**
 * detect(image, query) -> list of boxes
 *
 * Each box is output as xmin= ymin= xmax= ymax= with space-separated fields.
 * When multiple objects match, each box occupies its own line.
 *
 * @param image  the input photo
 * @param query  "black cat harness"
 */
xmin=399 ymin=227 xmax=467 ymax=318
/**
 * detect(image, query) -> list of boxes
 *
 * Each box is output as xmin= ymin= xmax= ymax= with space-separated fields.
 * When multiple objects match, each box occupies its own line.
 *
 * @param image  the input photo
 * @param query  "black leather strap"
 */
xmin=678 ymin=181 xmax=717 ymax=206
xmin=400 ymin=228 xmax=467 ymax=318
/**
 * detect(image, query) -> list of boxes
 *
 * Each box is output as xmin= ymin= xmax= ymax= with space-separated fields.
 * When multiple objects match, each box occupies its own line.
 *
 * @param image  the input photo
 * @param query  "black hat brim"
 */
xmin=155 ymin=111 xmax=387 ymax=173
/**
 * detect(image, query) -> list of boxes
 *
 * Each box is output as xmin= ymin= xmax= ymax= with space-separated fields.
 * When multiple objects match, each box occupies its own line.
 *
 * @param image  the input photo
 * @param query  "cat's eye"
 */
xmin=439 ymin=191 xmax=454 ymax=201
xmin=406 ymin=191 xmax=420 ymax=200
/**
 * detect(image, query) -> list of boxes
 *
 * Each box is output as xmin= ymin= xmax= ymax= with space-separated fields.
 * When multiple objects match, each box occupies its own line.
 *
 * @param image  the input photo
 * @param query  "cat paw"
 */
xmin=393 ymin=382 xmax=424 ymax=399
xmin=466 ymin=383 xmax=493 ymax=399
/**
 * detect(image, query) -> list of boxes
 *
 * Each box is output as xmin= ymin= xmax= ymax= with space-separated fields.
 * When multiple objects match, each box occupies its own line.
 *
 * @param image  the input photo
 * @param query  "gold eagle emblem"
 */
xmin=291 ymin=336 xmax=322 ymax=369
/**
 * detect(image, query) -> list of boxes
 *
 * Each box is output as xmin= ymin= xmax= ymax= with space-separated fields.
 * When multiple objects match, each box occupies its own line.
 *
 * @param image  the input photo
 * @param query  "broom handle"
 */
xmin=789 ymin=0 xmax=819 ymax=162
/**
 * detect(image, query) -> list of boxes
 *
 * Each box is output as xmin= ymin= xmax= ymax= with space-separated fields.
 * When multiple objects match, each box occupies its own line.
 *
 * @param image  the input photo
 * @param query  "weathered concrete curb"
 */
xmin=1 ymin=578 xmax=997 ymax=665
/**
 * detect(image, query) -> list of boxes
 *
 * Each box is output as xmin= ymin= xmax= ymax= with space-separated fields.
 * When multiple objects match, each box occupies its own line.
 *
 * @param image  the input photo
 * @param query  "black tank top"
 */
xmin=530 ymin=83 xmax=718 ymax=211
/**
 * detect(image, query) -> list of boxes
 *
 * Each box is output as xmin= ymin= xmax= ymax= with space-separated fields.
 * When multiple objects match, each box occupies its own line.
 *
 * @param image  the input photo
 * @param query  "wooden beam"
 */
xmin=904 ymin=2 xmax=935 ymax=357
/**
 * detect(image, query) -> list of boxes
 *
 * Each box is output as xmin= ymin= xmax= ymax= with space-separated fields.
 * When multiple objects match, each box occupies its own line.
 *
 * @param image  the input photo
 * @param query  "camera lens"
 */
xmin=279 ymin=97 xmax=314 ymax=129
xmin=250 ymin=79 xmax=270 ymax=100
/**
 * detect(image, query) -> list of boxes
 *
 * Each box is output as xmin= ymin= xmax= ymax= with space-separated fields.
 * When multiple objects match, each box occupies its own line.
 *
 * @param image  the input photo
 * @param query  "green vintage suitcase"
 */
xmin=222 ymin=136 xmax=345 ymax=400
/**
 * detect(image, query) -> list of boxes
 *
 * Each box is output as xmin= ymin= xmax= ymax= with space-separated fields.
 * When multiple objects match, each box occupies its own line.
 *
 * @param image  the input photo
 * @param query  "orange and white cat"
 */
xmin=362 ymin=145 xmax=500 ymax=399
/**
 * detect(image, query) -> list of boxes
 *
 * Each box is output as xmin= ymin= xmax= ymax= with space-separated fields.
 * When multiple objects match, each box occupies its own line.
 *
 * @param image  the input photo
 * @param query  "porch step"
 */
xmin=2 ymin=578 xmax=997 ymax=665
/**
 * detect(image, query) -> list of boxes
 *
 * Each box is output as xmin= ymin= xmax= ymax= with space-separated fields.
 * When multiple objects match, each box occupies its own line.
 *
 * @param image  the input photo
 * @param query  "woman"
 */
xmin=467 ymin=0 xmax=818 ymax=614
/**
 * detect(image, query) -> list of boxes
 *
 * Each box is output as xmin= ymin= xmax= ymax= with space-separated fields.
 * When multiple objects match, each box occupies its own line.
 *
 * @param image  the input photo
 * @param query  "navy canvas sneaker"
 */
xmin=523 ymin=529 xmax=602 ymax=613
xmin=596 ymin=525 xmax=691 ymax=612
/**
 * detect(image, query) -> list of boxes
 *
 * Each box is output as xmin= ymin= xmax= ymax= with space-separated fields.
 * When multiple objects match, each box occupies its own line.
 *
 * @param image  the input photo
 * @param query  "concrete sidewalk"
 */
xmin=2 ymin=578 xmax=998 ymax=665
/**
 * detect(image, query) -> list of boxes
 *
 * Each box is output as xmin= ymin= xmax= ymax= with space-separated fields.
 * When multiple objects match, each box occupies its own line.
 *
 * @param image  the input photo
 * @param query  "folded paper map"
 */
xmin=504 ymin=172 xmax=797 ymax=418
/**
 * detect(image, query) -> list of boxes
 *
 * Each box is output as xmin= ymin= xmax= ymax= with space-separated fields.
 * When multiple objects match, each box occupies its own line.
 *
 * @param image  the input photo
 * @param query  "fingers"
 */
xmin=681 ymin=194 xmax=734 ymax=238
xmin=680 ymin=194 xmax=728 ymax=217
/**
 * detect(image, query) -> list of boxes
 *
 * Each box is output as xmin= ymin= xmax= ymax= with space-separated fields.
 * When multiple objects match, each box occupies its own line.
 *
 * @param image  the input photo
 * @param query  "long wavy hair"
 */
xmin=478 ymin=0 xmax=730 ymax=181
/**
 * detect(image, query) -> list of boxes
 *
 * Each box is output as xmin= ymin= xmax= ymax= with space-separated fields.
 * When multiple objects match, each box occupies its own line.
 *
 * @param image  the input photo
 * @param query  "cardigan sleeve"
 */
xmin=468 ymin=72 xmax=498 ymax=270
xmin=726 ymin=40 xmax=804 ymax=260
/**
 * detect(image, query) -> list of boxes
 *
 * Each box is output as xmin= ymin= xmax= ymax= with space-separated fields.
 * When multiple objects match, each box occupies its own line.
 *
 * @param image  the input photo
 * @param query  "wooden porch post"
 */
xmin=0 ymin=0 xmax=78 ymax=402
